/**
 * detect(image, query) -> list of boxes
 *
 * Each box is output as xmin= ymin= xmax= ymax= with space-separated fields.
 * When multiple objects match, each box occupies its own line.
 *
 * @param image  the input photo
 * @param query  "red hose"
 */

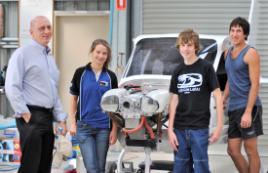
xmin=122 ymin=116 xmax=155 ymax=140
xmin=144 ymin=118 xmax=155 ymax=139
xmin=122 ymin=116 xmax=146 ymax=134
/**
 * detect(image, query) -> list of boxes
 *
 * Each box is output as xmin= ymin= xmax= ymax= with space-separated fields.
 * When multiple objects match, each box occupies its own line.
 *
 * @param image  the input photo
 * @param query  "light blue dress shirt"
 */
xmin=5 ymin=39 xmax=67 ymax=122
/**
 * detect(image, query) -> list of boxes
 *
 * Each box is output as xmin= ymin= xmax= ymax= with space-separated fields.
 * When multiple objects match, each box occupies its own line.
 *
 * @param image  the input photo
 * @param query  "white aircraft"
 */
xmin=101 ymin=34 xmax=231 ymax=173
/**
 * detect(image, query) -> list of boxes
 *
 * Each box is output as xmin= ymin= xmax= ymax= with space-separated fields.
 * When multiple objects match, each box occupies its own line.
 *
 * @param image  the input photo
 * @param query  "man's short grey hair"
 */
xmin=30 ymin=16 xmax=49 ymax=29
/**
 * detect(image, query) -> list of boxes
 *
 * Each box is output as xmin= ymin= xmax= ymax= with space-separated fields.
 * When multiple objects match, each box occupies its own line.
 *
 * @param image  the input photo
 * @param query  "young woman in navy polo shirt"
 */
xmin=69 ymin=39 xmax=118 ymax=173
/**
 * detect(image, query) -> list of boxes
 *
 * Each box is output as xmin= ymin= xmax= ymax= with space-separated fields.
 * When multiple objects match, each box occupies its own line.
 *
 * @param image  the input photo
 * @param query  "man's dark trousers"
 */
xmin=16 ymin=106 xmax=54 ymax=173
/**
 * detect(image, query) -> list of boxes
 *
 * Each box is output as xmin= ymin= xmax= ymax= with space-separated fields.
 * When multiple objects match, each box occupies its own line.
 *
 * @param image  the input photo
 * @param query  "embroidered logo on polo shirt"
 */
xmin=99 ymin=81 xmax=109 ymax=87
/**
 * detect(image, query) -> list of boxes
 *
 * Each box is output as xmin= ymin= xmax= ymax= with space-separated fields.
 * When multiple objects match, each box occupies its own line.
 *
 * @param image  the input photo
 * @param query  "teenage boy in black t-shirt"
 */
xmin=168 ymin=29 xmax=223 ymax=173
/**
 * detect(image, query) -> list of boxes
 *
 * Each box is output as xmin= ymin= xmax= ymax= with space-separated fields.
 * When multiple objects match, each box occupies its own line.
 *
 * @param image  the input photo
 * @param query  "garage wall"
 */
xmin=141 ymin=0 xmax=251 ymax=35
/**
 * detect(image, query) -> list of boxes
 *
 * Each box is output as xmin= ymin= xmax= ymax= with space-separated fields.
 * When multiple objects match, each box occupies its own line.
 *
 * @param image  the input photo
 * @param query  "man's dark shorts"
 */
xmin=228 ymin=106 xmax=263 ymax=139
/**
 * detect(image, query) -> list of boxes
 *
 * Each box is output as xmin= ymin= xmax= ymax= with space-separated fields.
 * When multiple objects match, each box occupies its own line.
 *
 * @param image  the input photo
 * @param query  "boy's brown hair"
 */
xmin=176 ymin=28 xmax=200 ymax=54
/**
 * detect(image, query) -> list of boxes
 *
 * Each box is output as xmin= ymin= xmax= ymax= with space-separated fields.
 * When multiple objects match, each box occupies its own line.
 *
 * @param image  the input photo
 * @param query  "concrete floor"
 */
xmin=2 ymin=144 xmax=267 ymax=173
xmin=104 ymin=143 xmax=268 ymax=173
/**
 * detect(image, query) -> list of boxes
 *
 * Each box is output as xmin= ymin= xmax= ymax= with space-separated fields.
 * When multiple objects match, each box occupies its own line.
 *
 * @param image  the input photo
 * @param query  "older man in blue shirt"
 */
xmin=5 ymin=16 xmax=67 ymax=173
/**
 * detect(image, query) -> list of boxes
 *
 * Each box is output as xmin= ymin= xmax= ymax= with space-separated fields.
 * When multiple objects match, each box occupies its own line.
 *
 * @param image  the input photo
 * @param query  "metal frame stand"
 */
xmin=116 ymin=147 xmax=152 ymax=173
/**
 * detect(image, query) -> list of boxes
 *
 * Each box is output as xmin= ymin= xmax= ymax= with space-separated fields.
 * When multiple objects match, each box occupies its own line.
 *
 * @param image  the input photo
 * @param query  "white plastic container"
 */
xmin=76 ymin=155 xmax=87 ymax=173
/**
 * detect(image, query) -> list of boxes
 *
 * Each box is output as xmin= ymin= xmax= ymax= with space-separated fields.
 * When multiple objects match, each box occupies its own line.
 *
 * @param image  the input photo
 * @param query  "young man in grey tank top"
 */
xmin=223 ymin=17 xmax=263 ymax=173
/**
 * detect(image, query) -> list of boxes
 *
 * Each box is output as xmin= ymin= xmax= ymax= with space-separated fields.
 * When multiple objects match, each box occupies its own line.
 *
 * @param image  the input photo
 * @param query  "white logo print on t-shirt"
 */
xmin=177 ymin=73 xmax=203 ymax=94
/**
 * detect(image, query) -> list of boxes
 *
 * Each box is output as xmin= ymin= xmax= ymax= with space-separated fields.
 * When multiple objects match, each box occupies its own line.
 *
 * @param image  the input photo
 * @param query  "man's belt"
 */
xmin=27 ymin=105 xmax=53 ymax=113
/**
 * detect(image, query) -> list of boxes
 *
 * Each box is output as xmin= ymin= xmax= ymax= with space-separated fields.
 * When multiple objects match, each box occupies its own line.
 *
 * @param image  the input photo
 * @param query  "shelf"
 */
xmin=1 ymin=44 xmax=18 ymax=48
xmin=0 ymin=0 xmax=19 ymax=2
xmin=0 ymin=37 xmax=19 ymax=49
xmin=1 ymin=37 xmax=19 ymax=41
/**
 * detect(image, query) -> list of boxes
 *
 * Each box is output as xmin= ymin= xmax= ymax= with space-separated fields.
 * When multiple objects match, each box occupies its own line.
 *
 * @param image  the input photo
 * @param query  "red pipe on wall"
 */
xmin=0 ymin=4 xmax=4 ymax=38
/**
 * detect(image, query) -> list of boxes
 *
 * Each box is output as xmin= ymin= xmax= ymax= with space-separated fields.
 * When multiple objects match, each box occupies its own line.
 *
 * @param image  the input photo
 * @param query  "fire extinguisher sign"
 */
xmin=116 ymin=0 xmax=126 ymax=10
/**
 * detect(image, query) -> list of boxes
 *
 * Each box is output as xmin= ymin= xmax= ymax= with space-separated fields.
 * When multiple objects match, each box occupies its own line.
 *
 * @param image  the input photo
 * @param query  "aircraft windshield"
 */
xmin=126 ymin=37 xmax=217 ymax=77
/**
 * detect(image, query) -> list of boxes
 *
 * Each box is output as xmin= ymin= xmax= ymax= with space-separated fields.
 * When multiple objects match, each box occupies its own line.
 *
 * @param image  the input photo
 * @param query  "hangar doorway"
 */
xmin=54 ymin=13 xmax=109 ymax=112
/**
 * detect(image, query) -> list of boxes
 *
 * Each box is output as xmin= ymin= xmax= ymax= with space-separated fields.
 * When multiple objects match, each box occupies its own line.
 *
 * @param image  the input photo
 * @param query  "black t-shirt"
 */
xmin=169 ymin=58 xmax=219 ymax=130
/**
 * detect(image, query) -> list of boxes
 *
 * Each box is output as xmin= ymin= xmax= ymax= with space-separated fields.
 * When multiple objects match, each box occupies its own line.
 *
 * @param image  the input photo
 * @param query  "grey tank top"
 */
xmin=225 ymin=45 xmax=261 ymax=111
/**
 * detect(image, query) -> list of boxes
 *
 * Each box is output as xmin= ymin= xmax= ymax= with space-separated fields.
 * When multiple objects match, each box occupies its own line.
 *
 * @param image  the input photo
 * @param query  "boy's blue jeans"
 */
xmin=76 ymin=121 xmax=110 ymax=173
xmin=173 ymin=129 xmax=210 ymax=173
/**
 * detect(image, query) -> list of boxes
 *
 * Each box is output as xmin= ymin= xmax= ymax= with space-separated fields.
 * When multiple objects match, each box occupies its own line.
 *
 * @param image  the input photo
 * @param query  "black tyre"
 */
xmin=106 ymin=161 xmax=117 ymax=173
xmin=136 ymin=169 xmax=144 ymax=173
